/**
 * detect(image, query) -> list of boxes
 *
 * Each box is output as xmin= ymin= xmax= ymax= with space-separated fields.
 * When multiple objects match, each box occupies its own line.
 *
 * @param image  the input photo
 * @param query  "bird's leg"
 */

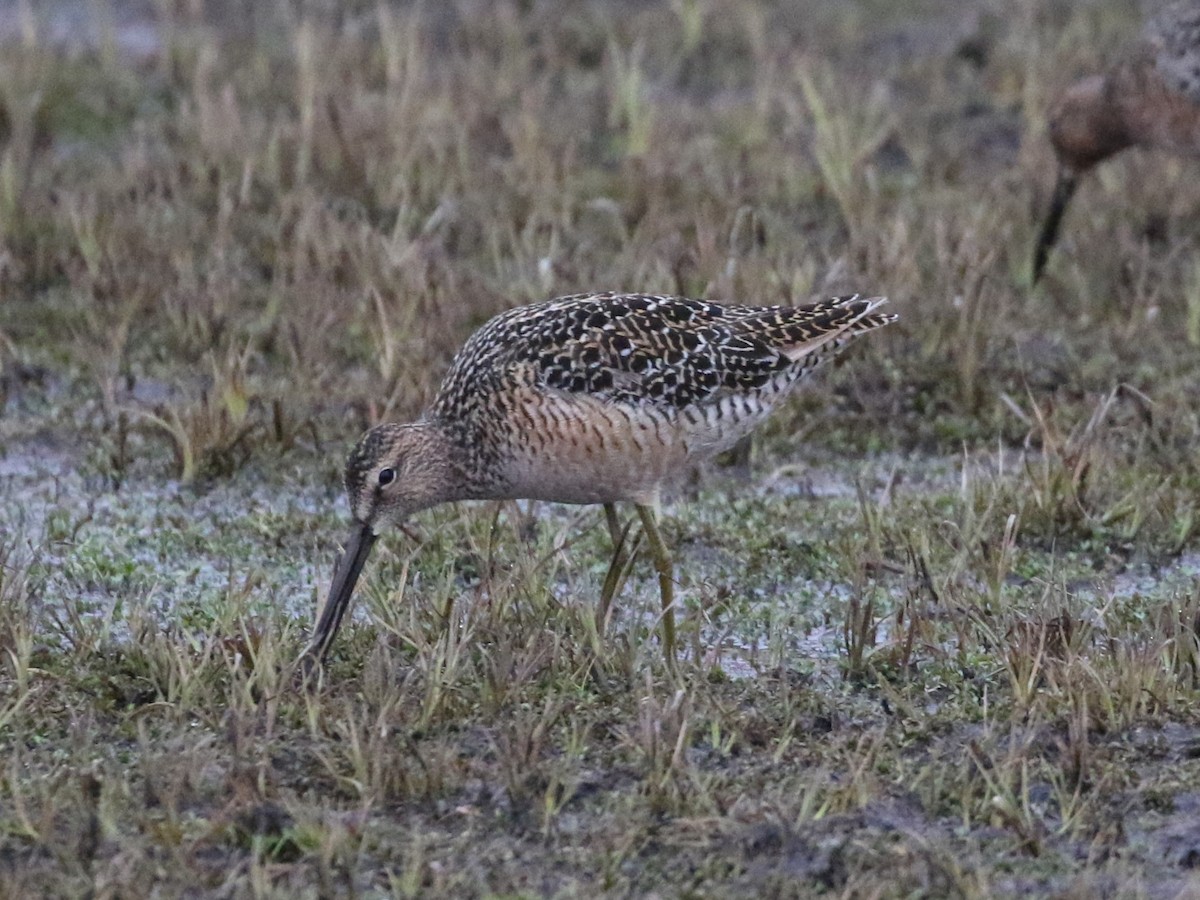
xmin=597 ymin=504 xmax=638 ymax=637
xmin=603 ymin=503 xmax=623 ymax=546
xmin=635 ymin=503 xmax=676 ymax=665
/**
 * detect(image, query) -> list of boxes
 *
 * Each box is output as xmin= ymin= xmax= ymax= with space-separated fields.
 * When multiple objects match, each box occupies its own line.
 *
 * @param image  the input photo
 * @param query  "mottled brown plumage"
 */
xmin=305 ymin=291 xmax=896 ymax=667
xmin=1033 ymin=1 xmax=1200 ymax=281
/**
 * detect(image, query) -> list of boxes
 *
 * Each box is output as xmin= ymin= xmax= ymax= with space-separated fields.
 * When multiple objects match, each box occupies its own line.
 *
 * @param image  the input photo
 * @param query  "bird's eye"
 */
xmin=377 ymin=467 xmax=396 ymax=487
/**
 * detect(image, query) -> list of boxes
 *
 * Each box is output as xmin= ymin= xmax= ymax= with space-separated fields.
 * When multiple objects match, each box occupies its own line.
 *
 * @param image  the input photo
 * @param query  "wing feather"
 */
xmin=434 ymin=292 xmax=894 ymax=415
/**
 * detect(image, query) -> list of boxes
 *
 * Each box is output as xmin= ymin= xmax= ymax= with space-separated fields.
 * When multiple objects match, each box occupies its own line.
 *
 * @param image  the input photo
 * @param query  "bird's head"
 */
xmin=302 ymin=422 xmax=457 ymax=666
xmin=343 ymin=423 xmax=454 ymax=533
xmin=1047 ymin=75 xmax=1132 ymax=173
xmin=1033 ymin=75 xmax=1135 ymax=282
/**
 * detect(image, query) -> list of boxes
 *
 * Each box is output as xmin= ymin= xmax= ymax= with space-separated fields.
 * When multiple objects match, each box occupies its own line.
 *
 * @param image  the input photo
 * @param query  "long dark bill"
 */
xmin=1031 ymin=168 xmax=1079 ymax=284
xmin=304 ymin=525 xmax=378 ymax=663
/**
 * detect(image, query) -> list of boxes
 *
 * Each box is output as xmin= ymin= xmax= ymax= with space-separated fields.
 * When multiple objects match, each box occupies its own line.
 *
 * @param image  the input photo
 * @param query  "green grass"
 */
xmin=2 ymin=0 xmax=1200 ymax=896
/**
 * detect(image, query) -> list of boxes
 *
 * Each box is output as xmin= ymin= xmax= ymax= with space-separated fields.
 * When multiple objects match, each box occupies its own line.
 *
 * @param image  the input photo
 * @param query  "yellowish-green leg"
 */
xmin=603 ymin=503 xmax=623 ymax=547
xmin=635 ymin=503 xmax=676 ymax=664
xmin=597 ymin=504 xmax=637 ymax=636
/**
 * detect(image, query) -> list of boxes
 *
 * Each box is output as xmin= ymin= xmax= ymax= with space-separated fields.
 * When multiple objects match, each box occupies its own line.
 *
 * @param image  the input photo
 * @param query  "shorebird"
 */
xmin=1032 ymin=0 xmax=1200 ymax=282
xmin=303 ymin=291 xmax=896 ymax=668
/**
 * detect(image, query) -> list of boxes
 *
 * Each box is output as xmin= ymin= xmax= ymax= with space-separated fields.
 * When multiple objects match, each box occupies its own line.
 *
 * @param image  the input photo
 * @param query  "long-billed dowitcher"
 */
xmin=304 ymin=291 xmax=895 ymax=667
xmin=1032 ymin=0 xmax=1200 ymax=281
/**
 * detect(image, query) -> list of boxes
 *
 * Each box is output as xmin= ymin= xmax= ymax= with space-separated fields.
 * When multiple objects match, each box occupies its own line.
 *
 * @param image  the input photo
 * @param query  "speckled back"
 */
xmin=425 ymin=292 xmax=894 ymax=491
xmin=433 ymin=292 xmax=890 ymax=416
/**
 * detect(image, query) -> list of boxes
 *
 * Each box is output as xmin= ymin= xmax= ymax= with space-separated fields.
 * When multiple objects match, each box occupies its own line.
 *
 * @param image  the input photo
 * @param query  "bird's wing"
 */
xmin=495 ymin=292 xmax=892 ymax=409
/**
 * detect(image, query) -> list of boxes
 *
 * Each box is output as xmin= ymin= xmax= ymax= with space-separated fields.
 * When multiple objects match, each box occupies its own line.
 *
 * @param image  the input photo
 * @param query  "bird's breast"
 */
xmin=484 ymin=378 xmax=795 ymax=505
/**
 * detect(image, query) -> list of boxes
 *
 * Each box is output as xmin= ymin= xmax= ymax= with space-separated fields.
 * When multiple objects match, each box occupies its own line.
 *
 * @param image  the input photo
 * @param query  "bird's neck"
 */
xmin=408 ymin=418 xmax=497 ymax=505
xmin=386 ymin=421 xmax=471 ymax=510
